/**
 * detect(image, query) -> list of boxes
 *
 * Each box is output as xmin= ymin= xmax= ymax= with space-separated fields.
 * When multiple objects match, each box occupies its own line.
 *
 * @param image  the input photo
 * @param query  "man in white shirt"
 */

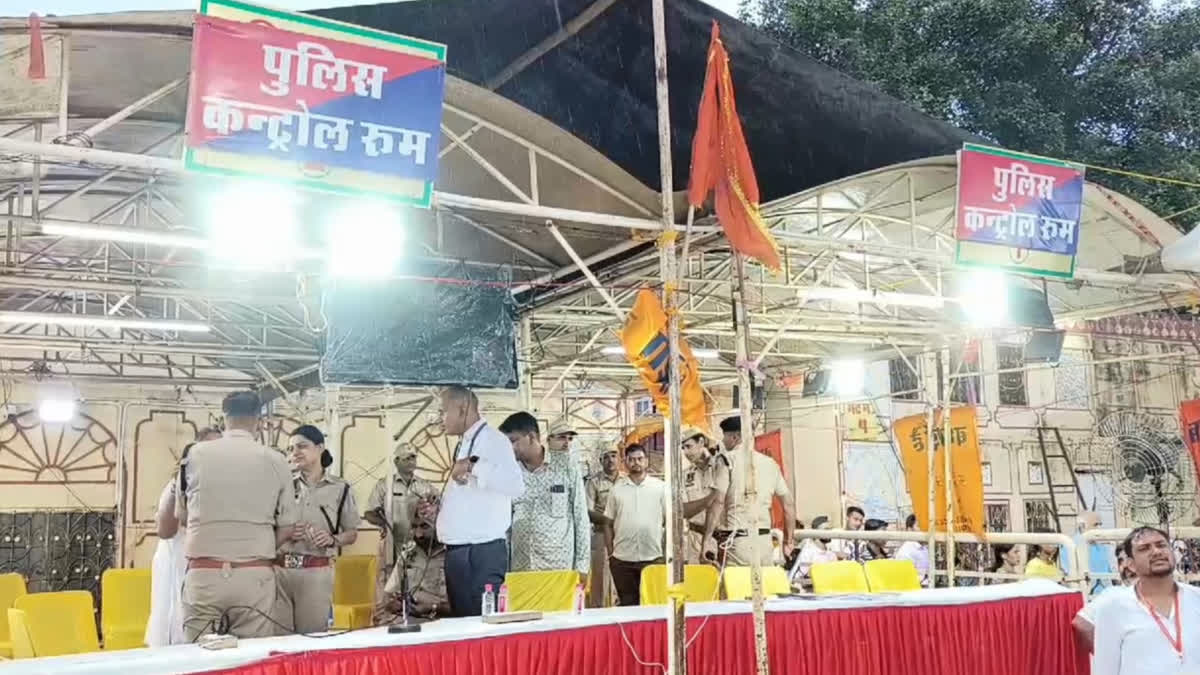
xmin=1094 ymin=526 xmax=1200 ymax=675
xmin=831 ymin=505 xmax=865 ymax=561
xmin=604 ymin=444 xmax=667 ymax=606
xmin=894 ymin=514 xmax=930 ymax=586
xmin=434 ymin=386 xmax=525 ymax=617
xmin=789 ymin=515 xmax=839 ymax=586
xmin=1075 ymin=544 xmax=1136 ymax=651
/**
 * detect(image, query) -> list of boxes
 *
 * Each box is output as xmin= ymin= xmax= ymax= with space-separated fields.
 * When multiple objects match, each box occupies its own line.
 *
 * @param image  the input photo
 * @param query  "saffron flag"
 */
xmin=620 ymin=289 xmax=709 ymax=432
xmin=688 ymin=22 xmax=781 ymax=271
xmin=893 ymin=407 xmax=986 ymax=537
xmin=1178 ymin=400 xmax=1200 ymax=486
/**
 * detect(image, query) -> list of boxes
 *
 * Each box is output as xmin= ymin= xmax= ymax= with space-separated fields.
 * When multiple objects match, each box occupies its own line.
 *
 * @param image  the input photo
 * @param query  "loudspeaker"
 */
xmin=801 ymin=369 xmax=831 ymax=397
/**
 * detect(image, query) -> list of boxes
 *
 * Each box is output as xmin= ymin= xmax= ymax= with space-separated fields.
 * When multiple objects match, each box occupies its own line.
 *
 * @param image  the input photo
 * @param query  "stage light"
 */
xmin=326 ymin=202 xmax=406 ymax=279
xmin=206 ymin=183 xmax=300 ymax=267
xmin=830 ymin=358 xmax=865 ymax=397
xmin=957 ymin=270 xmax=1009 ymax=327
xmin=38 ymin=398 xmax=76 ymax=423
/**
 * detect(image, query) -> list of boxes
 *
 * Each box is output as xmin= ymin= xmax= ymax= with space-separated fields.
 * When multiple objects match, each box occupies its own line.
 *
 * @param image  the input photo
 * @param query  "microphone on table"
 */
xmin=388 ymin=540 xmax=423 ymax=634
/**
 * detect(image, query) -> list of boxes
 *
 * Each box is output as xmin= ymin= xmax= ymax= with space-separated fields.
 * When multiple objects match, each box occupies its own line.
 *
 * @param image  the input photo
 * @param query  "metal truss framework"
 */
xmin=0 ymin=20 xmax=1188 ymax=399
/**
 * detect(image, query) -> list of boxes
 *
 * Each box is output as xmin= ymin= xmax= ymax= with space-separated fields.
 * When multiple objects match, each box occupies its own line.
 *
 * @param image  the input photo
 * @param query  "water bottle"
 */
xmin=482 ymin=583 xmax=496 ymax=616
xmin=497 ymin=583 xmax=509 ymax=613
xmin=573 ymin=583 xmax=585 ymax=615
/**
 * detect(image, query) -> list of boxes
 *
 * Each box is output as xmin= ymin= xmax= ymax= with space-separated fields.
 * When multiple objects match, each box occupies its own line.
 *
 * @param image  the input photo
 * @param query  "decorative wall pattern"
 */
xmin=0 ymin=410 xmax=117 ymax=485
xmin=0 ymin=510 xmax=115 ymax=618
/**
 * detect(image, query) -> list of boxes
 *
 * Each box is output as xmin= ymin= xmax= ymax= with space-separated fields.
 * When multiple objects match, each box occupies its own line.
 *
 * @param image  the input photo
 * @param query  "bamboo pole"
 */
xmin=733 ymin=252 xmax=771 ymax=675
xmin=649 ymin=1 xmax=687 ymax=673
xmin=941 ymin=344 xmax=956 ymax=586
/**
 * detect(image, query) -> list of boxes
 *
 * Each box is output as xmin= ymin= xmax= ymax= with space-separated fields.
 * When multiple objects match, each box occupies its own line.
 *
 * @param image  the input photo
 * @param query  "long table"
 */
xmin=4 ymin=581 xmax=1085 ymax=675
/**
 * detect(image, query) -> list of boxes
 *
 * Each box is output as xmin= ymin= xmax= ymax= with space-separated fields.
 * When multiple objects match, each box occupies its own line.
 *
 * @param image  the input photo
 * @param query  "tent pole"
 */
xmin=733 ymin=252 xmax=771 ymax=675
xmin=649 ymin=1 xmax=687 ymax=673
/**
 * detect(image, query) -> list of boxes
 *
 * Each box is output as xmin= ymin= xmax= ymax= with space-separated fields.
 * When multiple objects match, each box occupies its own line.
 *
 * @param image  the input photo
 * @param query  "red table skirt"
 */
xmin=201 ymin=593 xmax=1085 ymax=675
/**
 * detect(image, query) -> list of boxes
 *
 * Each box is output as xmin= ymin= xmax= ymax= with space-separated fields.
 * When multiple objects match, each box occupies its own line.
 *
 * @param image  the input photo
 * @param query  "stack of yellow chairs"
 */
xmin=101 ymin=568 xmax=152 ymax=650
xmin=332 ymin=554 xmax=377 ymax=629
xmin=0 ymin=573 xmax=28 ymax=658
xmin=723 ymin=566 xmax=793 ymax=600
xmin=504 ymin=570 xmax=579 ymax=612
xmin=810 ymin=559 xmax=922 ymax=594
xmin=639 ymin=564 xmax=720 ymax=605
xmin=11 ymin=590 xmax=100 ymax=657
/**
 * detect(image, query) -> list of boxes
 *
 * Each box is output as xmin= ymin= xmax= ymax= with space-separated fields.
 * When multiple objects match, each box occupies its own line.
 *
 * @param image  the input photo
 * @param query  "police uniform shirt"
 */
xmin=367 ymin=474 xmax=436 ymax=543
xmin=176 ymin=429 xmax=299 ymax=561
xmin=586 ymin=470 xmax=619 ymax=532
xmin=722 ymin=447 xmax=789 ymax=531
xmin=279 ymin=472 xmax=360 ymax=557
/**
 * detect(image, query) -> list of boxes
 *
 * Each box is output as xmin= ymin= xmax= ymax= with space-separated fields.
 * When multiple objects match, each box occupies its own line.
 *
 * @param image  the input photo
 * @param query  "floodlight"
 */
xmin=830 ymin=359 xmax=865 ymax=397
xmin=326 ymin=202 xmax=406 ymax=279
xmin=956 ymin=270 xmax=1010 ymax=327
xmin=38 ymin=398 xmax=77 ymax=423
xmin=206 ymin=183 xmax=300 ymax=267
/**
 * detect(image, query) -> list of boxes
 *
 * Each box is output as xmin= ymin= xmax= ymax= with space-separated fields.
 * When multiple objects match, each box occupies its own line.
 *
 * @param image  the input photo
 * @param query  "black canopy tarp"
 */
xmin=318 ymin=0 xmax=972 ymax=202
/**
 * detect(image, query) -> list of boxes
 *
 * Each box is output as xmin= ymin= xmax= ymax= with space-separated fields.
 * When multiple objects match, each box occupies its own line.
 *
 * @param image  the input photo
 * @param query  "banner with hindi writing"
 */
xmin=893 ymin=407 xmax=986 ymax=537
xmin=619 ymin=289 xmax=709 ymax=433
xmin=1178 ymin=400 xmax=1200 ymax=486
xmin=955 ymin=144 xmax=1085 ymax=279
xmin=185 ymin=0 xmax=446 ymax=206
xmin=843 ymin=402 xmax=885 ymax=441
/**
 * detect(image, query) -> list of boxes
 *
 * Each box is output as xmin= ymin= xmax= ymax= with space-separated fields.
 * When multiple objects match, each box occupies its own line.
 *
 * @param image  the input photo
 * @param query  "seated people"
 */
xmin=380 ymin=517 xmax=449 ymax=622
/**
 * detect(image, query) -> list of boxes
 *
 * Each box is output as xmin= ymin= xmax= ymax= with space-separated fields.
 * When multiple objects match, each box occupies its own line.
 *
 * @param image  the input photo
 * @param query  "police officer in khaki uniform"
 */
xmin=276 ymin=425 xmax=360 ymax=634
xmin=365 ymin=442 xmax=436 ymax=572
xmin=177 ymin=391 xmax=298 ymax=640
xmin=585 ymin=444 xmax=620 ymax=607
xmin=680 ymin=427 xmax=729 ymax=563
xmin=717 ymin=416 xmax=796 ymax=567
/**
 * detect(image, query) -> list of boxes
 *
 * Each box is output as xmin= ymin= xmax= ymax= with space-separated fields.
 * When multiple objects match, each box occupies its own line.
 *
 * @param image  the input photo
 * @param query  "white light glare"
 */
xmin=38 ymin=398 xmax=77 ymax=423
xmin=957 ymin=270 xmax=1010 ymax=327
xmin=830 ymin=359 xmax=865 ymax=397
xmin=601 ymin=345 xmax=720 ymax=359
xmin=207 ymin=183 xmax=300 ymax=267
xmin=327 ymin=202 xmax=406 ymax=279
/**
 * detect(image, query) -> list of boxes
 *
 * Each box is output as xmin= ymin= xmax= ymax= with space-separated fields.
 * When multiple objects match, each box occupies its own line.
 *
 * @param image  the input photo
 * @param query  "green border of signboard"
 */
xmin=953 ymin=145 xmax=1084 ymax=280
xmin=188 ymin=0 xmax=447 ymax=208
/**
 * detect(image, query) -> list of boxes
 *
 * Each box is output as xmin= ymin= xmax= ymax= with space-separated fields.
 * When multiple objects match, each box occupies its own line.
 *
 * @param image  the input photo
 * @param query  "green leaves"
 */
xmin=747 ymin=0 xmax=1200 ymax=228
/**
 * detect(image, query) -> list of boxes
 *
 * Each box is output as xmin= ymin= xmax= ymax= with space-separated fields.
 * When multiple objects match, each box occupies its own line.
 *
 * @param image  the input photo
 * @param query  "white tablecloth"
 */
xmin=1 ymin=580 xmax=1076 ymax=675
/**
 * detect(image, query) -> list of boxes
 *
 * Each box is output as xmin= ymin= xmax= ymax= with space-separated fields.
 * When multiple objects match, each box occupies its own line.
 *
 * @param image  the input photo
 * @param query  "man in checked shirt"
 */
xmin=500 ymin=412 xmax=590 ymax=586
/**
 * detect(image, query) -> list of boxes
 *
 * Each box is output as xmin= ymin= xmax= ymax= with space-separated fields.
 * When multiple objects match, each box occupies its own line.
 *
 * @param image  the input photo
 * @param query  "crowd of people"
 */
xmin=142 ymin=385 xmax=1200 ymax=674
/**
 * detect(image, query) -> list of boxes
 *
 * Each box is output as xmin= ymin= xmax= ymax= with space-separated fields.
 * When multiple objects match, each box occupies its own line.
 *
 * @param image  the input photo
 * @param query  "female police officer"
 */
xmin=276 ymin=425 xmax=360 ymax=633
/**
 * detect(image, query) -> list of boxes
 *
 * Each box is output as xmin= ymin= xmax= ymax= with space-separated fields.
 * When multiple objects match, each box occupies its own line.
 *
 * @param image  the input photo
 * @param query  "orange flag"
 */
xmin=688 ymin=21 xmax=781 ymax=272
xmin=620 ymin=289 xmax=709 ymax=432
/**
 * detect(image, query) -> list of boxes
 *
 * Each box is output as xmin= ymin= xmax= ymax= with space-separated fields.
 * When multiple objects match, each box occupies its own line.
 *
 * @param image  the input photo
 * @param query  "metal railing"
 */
xmin=791 ymin=528 xmax=1083 ymax=589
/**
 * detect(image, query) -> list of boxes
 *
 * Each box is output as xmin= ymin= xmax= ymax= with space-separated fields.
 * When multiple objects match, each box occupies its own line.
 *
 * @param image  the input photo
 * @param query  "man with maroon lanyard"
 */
xmin=1094 ymin=526 xmax=1200 ymax=675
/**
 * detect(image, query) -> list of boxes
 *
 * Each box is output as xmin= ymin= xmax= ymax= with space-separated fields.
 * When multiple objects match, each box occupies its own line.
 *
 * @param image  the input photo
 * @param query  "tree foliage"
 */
xmin=743 ymin=0 xmax=1200 ymax=228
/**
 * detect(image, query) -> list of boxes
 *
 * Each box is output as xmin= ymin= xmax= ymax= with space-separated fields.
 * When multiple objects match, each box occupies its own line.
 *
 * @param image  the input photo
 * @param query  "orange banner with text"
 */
xmin=619 ymin=289 xmax=709 ymax=432
xmin=893 ymin=407 xmax=985 ymax=537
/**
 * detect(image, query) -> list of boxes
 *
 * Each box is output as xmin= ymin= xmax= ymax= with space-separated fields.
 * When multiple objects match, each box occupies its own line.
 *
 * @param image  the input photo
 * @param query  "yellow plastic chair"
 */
xmin=639 ymin=564 xmax=720 ymax=605
xmin=101 ymin=568 xmax=151 ymax=650
xmin=810 ymin=561 xmax=870 ymax=595
xmin=864 ymin=559 xmax=922 ymax=592
xmin=0 ymin=573 xmax=28 ymax=658
xmin=6 ymin=609 xmax=34 ymax=659
xmin=332 ymin=555 xmax=377 ymax=629
xmin=505 ymin=570 xmax=579 ymax=612
xmin=13 ymin=590 xmax=100 ymax=656
xmin=723 ymin=566 xmax=793 ymax=600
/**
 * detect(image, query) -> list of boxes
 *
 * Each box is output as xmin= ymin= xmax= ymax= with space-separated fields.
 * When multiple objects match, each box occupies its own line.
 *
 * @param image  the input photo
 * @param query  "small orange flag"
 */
xmin=688 ymin=21 xmax=781 ymax=272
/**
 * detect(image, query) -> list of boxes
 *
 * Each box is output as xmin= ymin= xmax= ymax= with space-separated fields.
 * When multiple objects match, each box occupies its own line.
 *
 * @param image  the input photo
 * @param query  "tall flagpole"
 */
xmin=650 ymin=1 xmax=688 ymax=673
xmin=732 ymin=252 xmax=771 ymax=675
